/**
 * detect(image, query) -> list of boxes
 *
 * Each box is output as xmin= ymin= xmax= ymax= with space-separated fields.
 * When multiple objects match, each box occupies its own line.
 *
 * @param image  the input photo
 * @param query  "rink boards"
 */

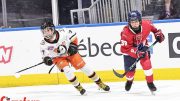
xmin=0 ymin=19 xmax=180 ymax=87
xmin=0 ymin=68 xmax=180 ymax=87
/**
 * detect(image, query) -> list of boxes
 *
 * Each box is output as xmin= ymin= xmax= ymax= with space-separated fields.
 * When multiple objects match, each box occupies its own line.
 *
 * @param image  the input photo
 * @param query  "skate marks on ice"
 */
xmin=0 ymin=80 xmax=180 ymax=101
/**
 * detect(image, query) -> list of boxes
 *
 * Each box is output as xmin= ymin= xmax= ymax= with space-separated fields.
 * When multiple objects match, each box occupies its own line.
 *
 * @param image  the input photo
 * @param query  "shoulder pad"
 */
xmin=142 ymin=20 xmax=152 ymax=24
xmin=58 ymin=28 xmax=66 ymax=32
xmin=123 ymin=26 xmax=129 ymax=32
xmin=40 ymin=40 xmax=45 ymax=45
xmin=68 ymin=29 xmax=73 ymax=33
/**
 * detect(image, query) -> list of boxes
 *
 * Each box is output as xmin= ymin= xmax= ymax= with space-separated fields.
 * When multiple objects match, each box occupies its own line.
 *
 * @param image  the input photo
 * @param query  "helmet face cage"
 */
xmin=128 ymin=11 xmax=142 ymax=22
xmin=41 ymin=22 xmax=55 ymax=39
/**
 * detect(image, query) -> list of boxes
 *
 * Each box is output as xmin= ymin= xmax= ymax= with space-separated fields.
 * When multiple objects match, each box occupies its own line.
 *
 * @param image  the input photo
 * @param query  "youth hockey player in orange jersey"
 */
xmin=40 ymin=21 xmax=110 ymax=95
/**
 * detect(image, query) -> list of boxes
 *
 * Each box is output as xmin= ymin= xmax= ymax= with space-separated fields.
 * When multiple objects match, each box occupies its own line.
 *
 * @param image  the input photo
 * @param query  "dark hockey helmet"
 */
xmin=40 ymin=21 xmax=55 ymax=39
xmin=128 ymin=10 xmax=142 ymax=22
xmin=128 ymin=10 xmax=142 ymax=33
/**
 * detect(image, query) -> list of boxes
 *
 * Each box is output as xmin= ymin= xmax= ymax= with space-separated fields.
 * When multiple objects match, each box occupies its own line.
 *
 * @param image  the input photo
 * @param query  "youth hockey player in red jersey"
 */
xmin=40 ymin=21 xmax=110 ymax=95
xmin=120 ymin=11 xmax=165 ymax=92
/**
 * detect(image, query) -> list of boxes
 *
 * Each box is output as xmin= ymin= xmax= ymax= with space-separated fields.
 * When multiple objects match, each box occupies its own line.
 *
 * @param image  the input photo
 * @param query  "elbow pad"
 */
xmin=57 ymin=45 xmax=67 ymax=55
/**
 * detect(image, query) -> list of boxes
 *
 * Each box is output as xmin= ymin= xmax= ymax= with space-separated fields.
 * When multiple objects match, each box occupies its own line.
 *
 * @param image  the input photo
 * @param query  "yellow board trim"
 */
xmin=0 ymin=68 xmax=180 ymax=87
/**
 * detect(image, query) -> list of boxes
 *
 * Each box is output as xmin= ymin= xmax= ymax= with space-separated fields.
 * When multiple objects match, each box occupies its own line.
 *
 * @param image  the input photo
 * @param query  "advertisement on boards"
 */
xmin=168 ymin=33 xmax=180 ymax=58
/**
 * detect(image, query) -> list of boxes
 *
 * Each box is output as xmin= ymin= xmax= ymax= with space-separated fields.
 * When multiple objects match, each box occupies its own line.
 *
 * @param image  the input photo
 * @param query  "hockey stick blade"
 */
xmin=112 ymin=69 xmax=125 ymax=78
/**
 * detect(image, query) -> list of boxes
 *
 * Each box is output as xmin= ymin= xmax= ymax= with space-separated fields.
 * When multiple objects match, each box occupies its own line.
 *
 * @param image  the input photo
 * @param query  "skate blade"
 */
xmin=98 ymin=87 xmax=110 ymax=92
xmin=82 ymin=92 xmax=87 ymax=96
xmin=150 ymin=91 xmax=156 ymax=95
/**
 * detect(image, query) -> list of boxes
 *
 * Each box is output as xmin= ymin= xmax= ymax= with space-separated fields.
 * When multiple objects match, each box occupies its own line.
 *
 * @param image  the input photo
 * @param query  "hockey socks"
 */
xmin=69 ymin=76 xmax=86 ymax=95
xmin=95 ymin=78 xmax=110 ymax=91
xmin=74 ymin=83 xmax=86 ymax=95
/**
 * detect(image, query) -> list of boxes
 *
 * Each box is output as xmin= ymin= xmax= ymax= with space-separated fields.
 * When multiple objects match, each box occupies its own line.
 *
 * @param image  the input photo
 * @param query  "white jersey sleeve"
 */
xmin=40 ymin=40 xmax=51 ymax=58
xmin=60 ymin=28 xmax=77 ymax=40
xmin=57 ymin=28 xmax=77 ymax=47
xmin=66 ymin=29 xmax=77 ymax=42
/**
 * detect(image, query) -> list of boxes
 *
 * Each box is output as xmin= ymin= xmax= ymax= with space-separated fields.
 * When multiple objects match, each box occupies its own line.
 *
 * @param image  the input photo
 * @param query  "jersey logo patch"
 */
xmin=48 ymin=46 xmax=54 ymax=50
xmin=40 ymin=40 xmax=45 ymax=45
xmin=120 ymin=40 xmax=127 ymax=46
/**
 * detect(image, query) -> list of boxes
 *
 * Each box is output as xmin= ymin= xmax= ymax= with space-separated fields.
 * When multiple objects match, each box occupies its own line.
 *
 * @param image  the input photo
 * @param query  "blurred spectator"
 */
xmin=159 ymin=0 xmax=180 ymax=19
xmin=164 ymin=0 xmax=171 ymax=18
xmin=0 ymin=26 xmax=11 ymax=28
xmin=171 ymin=0 xmax=180 ymax=18
xmin=159 ymin=0 xmax=172 ymax=19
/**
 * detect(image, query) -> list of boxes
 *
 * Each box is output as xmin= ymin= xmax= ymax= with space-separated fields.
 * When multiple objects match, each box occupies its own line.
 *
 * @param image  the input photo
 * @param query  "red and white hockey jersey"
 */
xmin=120 ymin=20 xmax=160 ymax=58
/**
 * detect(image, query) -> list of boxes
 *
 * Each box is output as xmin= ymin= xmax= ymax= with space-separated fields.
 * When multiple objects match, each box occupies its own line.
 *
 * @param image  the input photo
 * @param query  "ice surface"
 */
xmin=0 ymin=80 xmax=180 ymax=101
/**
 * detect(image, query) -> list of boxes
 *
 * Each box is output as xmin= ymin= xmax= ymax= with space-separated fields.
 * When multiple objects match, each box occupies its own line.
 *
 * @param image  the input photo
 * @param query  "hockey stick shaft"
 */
xmin=48 ymin=62 xmax=57 ymax=74
xmin=113 ymin=40 xmax=159 ymax=78
xmin=16 ymin=61 xmax=44 ymax=73
xmin=16 ymin=56 xmax=62 ymax=74
xmin=15 ymin=55 xmax=65 ymax=74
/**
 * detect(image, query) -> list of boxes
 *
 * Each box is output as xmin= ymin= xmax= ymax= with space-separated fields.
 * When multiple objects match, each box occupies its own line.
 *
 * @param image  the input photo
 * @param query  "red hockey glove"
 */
xmin=154 ymin=30 xmax=165 ymax=43
xmin=136 ymin=43 xmax=148 ymax=59
xmin=136 ymin=50 xmax=147 ymax=59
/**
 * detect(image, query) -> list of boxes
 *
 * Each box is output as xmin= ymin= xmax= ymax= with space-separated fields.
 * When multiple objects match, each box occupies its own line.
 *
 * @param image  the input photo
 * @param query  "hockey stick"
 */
xmin=113 ymin=40 xmax=158 ymax=78
xmin=48 ymin=55 xmax=69 ymax=74
xmin=16 ymin=61 xmax=44 ymax=73
xmin=15 ymin=56 xmax=59 ymax=74
xmin=48 ymin=62 xmax=57 ymax=74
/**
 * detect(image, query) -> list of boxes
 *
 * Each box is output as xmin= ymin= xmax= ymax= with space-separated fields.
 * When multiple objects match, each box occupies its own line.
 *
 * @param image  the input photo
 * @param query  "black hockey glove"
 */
xmin=43 ymin=56 xmax=53 ymax=66
xmin=68 ymin=43 xmax=78 ymax=56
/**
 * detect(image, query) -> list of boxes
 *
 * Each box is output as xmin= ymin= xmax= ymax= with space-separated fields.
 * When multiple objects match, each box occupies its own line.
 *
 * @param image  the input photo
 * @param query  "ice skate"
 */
xmin=96 ymin=80 xmax=110 ymax=91
xmin=75 ymin=84 xmax=86 ymax=95
xmin=147 ymin=82 xmax=157 ymax=95
xmin=125 ymin=80 xmax=133 ymax=91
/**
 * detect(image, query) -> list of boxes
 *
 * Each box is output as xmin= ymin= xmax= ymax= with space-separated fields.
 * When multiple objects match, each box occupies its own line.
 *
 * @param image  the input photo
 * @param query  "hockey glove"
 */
xmin=136 ymin=43 xmax=148 ymax=59
xmin=43 ymin=56 xmax=53 ymax=66
xmin=136 ymin=51 xmax=146 ymax=59
xmin=68 ymin=43 xmax=78 ymax=56
xmin=154 ymin=30 xmax=165 ymax=43
xmin=137 ymin=43 xmax=144 ymax=51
